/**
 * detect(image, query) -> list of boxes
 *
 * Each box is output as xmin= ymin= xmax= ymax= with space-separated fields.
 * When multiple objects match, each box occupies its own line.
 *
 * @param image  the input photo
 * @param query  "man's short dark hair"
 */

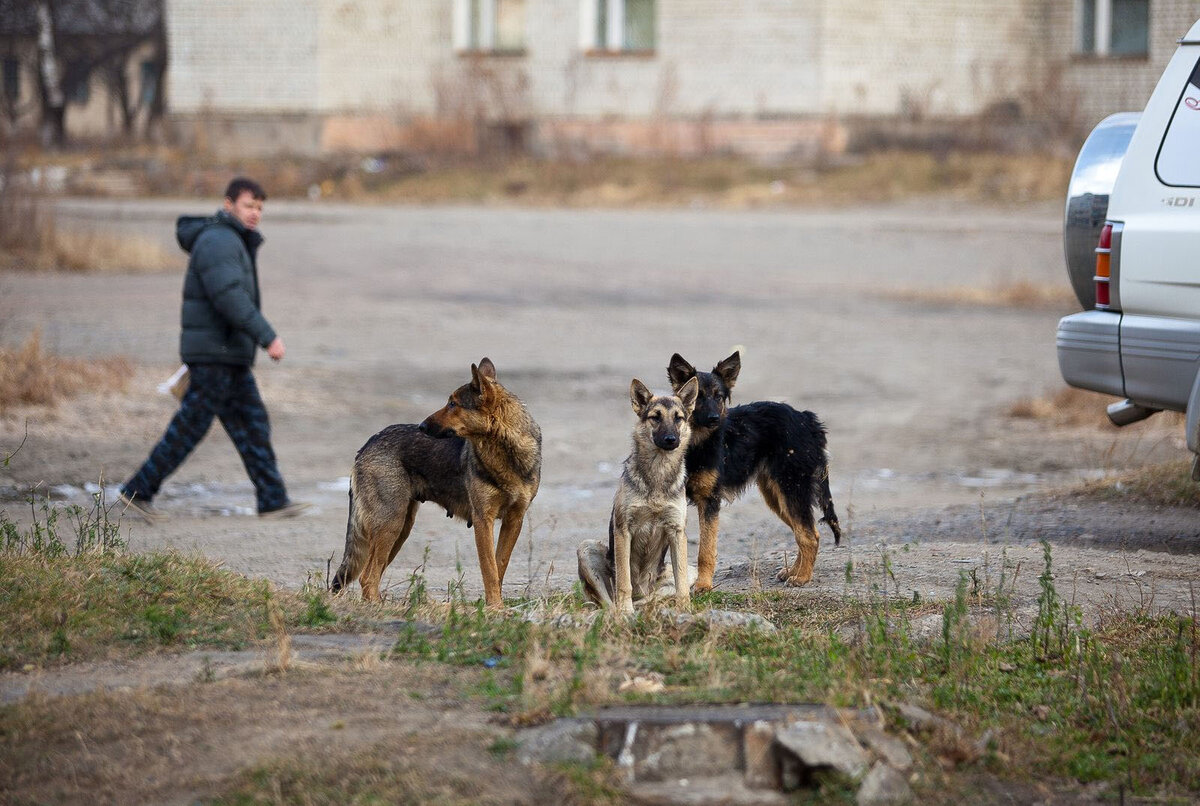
xmin=224 ymin=177 xmax=267 ymax=202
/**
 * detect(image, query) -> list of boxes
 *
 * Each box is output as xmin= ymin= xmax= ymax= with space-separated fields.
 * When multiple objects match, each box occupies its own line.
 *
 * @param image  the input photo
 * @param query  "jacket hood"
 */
xmin=175 ymin=210 xmax=263 ymax=253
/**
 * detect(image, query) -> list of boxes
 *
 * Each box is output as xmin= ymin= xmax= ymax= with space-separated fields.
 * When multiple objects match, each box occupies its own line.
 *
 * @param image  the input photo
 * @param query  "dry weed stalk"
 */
xmin=264 ymin=592 xmax=292 ymax=674
xmin=352 ymin=649 xmax=387 ymax=672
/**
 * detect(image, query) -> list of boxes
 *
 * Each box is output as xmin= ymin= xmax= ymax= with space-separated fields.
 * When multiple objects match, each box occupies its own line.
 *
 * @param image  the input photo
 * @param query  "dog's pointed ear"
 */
xmin=714 ymin=350 xmax=741 ymax=391
xmin=667 ymin=353 xmax=696 ymax=392
xmin=470 ymin=362 xmax=488 ymax=394
xmin=630 ymin=379 xmax=653 ymax=414
xmin=676 ymin=376 xmax=699 ymax=416
xmin=477 ymin=357 xmax=497 ymax=381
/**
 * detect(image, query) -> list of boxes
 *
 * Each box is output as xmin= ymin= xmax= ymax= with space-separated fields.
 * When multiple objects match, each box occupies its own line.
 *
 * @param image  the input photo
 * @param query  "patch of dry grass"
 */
xmin=0 ymin=195 xmax=173 ymax=274
xmin=0 ymin=330 xmax=131 ymax=412
xmin=1006 ymin=386 xmax=1120 ymax=427
xmin=22 ymin=144 xmax=1074 ymax=208
xmin=0 ymin=227 xmax=175 ymax=273
xmin=49 ymin=228 xmax=175 ymax=273
xmin=359 ymin=150 xmax=1073 ymax=208
xmin=1076 ymin=459 xmax=1200 ymax=509
xmin=888 ymin=279 xmax=1078 ymax=311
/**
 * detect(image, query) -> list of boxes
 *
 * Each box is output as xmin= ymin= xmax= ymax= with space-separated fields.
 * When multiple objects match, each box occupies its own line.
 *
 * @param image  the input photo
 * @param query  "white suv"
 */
xmin=1057 ymin=18 xmax=1200 ymax=478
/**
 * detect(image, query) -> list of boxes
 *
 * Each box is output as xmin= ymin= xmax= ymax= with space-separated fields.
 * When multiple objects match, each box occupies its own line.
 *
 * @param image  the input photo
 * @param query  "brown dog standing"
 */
xmin=332 ymin=358 xmax=541 ymax=608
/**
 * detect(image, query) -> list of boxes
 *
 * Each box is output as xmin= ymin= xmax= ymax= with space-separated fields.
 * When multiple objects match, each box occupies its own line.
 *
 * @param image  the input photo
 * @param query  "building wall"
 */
xmin=211 ymin=0 xmax=823 ymax=120
xmin=818 ymin=0 xmax=1041 ymax=117
xmin=163 ymin=0 xmax=1200 ymax=156
xmin=167 ymin=0 xmax=320 ymax=113
xmin=1047 ymin=2 xmax=1200 ymax=129
xmin=316 ymin=0 xmax=444 ymax=115
xmin=525 ymin=0 xmax=823 ymax=119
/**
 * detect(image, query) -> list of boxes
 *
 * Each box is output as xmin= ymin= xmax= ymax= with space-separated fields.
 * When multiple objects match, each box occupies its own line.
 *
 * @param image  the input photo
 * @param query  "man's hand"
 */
xmin=266 ymin=337 xmax=286 ymax=362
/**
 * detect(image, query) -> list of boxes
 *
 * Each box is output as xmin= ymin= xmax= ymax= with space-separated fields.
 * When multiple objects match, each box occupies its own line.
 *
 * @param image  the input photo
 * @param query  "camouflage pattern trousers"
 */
xmin=121 ymin=363 xmax=289 ymax=513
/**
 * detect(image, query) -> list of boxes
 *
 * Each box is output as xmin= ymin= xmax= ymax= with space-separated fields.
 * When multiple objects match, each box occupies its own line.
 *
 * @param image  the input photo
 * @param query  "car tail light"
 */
xmin=1094 ymin=223 xmax=1113 ymax=310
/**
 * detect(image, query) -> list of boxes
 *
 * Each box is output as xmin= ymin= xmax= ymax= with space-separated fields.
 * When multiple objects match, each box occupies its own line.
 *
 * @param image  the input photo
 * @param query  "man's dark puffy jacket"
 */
xmin=177 ymin=211 xmax=276 ymax=366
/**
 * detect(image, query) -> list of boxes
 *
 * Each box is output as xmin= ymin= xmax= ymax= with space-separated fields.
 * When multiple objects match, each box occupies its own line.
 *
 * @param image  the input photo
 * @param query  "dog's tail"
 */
xmin=330 ymin=477 xmax=366 ymax=593
xmin=815 ymin=459 xmax=842 ymax=546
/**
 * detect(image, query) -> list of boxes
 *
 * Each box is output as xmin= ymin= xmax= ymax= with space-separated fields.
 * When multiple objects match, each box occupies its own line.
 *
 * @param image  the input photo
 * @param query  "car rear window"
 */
xmin=1156 ymin=53 xmax=1200 ymax=187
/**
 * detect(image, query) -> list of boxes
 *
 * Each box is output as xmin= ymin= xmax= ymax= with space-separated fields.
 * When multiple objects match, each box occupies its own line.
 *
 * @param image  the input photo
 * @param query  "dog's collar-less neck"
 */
xmin=469 ymin=407 xmax=541 ymax=485
xmin=624 ymin=442 xmax=687 ymax=496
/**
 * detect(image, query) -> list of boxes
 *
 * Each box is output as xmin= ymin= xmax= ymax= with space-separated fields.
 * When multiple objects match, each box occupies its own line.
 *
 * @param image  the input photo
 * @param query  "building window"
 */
xmin=581 ymin=0 xmax=656 ymax=52
xmin=1077 ymin=0 xmax=1149 ymax=57
xmin=454 ymin=0 xmax=525 ymax=52
xmin=2 ymin=58 xmax=18 ymax=102
xmin=67 ymin=61 xmax=90 ymax=105
xmin=140 ymin=60 xmax=158 ymax=106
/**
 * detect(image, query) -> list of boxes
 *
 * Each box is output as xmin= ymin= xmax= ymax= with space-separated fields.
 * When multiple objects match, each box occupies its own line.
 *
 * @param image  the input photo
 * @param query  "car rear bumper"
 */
xmin=1057 ymin=310 xmax=1124 ymax=397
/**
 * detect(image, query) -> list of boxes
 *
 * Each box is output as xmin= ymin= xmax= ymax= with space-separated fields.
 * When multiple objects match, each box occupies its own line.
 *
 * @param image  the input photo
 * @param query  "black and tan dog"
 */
xmin=577 ymin=377 xmax=699 ymax=614
xmin=331 ymin=358 xmax=541 ymax=607
xmin=667 ymin=351 xmax=840 ymax=592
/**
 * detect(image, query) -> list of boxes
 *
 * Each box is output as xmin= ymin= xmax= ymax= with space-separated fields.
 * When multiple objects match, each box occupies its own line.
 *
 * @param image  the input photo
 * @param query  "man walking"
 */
xmin=119 ymin=177 xmax=308 ymax=521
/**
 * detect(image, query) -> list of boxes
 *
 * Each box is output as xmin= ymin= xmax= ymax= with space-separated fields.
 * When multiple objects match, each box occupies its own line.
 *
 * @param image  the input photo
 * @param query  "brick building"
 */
xmin=163 ymin=0 xmax=1197 ymax=158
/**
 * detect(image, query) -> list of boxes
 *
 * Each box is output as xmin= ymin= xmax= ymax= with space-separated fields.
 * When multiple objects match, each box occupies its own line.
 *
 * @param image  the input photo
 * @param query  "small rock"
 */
xmin=516 ymin=718 xmax=597 ymax=765
xmin=856 ymin=761 xmax=913 ymax=805
xmin=775 ymin=720 xmax=869 ymax=779
xmin=659 ymin=608 xmax=777 ymax=633
xmin=894 ymin=702 xmax=942 ymax=732
xmin=702 ymin=609 xmax=777 ymax=632
xmin=619 ymin=674 xmax=665 ymax=695
xmin=908 ymin=614 xmax=944 ymax=643
xmin=534 ymin=612 xmax=599 ymax=629
xmin=665 ymin=609 xmax=698 ymax=630
xmin=852 ymin=722 xmax=913 ymax=772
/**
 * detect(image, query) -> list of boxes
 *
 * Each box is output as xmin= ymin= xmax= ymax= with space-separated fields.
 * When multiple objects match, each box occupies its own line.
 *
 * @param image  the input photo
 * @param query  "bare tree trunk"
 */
xmin=147 ymin=14 xmax=167 ymax=140
xmin=35 ymin=0 xmax=66 ymax=148
xmin=103 ymin=60 xmax=135 ymax=136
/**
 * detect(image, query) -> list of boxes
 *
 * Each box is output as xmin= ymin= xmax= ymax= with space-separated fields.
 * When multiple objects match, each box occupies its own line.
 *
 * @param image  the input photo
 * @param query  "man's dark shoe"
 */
xmin=116 ymin=491 xmax=168 ymax=524
xmin=259 ymin=501 xmax=312 ymax=520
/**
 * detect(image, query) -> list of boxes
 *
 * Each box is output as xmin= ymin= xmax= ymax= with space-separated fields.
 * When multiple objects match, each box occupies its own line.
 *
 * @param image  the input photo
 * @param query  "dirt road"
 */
xmin=1 ymin=198 xmax=1197 ymax=612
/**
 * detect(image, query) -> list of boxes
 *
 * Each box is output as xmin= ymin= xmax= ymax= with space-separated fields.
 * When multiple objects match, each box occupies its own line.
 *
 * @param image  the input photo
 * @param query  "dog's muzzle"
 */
xmin=655 ymin=433 xmax=680 ymax=451
xmin=418 ymin=419 xmax=453 ymax=439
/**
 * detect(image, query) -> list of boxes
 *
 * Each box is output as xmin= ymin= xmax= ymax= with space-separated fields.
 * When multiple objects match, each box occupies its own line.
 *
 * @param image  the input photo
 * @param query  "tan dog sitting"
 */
xmin=577 ymin=377 xmax=699 ymax=614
